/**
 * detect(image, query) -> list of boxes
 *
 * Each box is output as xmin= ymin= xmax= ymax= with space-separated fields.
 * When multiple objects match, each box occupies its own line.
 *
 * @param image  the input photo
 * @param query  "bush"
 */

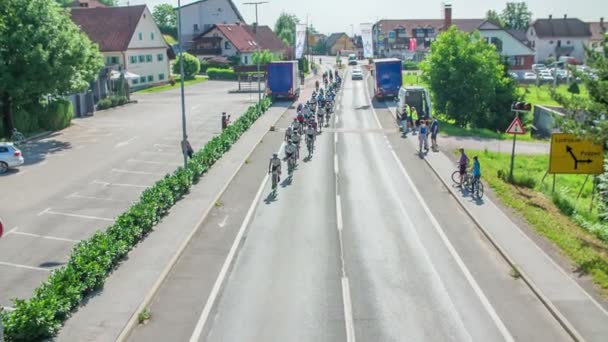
xmin=172 ymin=52 xmax=201 ymax=80
xmin=0 ymin=96 xmax=274 ymax=341
xmin=207 ymin=68 xmax=237 ymax=80
xmin=97 ymin=96 xmax=128 ymax=111
xmin=13 ymin=107 xmax=40 ymax=134
xmin=402 ymin=60 xmax=419 ymax=70
xmin=97 ymin=98 xmax=112 ymax=110
xmin=552 ymin=189 xmax=577 ymax=217
xmin=200 ymin=61 xmax=231 ymax=74
xmin=40 ymin=99 xmax=73 ymax=131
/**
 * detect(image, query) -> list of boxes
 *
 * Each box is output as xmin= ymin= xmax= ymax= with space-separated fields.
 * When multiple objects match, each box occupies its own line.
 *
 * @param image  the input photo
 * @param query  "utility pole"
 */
xmin=177 ymin=0 xmax=188 ymax=168
xmin=244 ymin=1 xmax=268 ymax=103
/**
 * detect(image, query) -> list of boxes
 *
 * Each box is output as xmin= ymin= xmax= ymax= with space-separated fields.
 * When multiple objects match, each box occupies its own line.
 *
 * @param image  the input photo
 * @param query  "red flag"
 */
xmin=409 ymin=38 xmax=417 ymax=51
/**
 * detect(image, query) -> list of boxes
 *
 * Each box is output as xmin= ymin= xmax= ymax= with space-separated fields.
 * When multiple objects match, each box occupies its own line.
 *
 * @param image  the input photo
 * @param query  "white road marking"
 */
xmin=192 ymin=105 xmax=201 ymax=110
xmin=37 ymin=207 xmax=51 ymax=216
xmin=0 ymin=261 xmax=51 ymax=272
xmin=334 ymin=154 xmax=339 ymax=174
xmin=342 ymin=277 xmax=356 ymax=342
xmin=115 ymin=136 xmax=138 ymax=148
xmin=8 ymin=230 xmax=79 ymax=243
xmin=366 ymin=91 xmax=515 ymax=342
xmin=111 ymin=168 xmax=164 ymax=176
xmin=335 ymin=134 xmax=338 ymax=144
xmin=92 ymin=180 xmax=149 ymax=189
xmin=188 ymin=172 xmax=270 ymax=342
xmin=218 ymin=215 xmax=229 ymax=228
xmin=67 ymin=192 xmax=126 ymax=203
xmin=127 ymin=159 xmax=181 ymax=166
xmin=41 ymin=209 xmax=114 ymax=222
xmin=336 ymin=195 xmax=343 ymax=231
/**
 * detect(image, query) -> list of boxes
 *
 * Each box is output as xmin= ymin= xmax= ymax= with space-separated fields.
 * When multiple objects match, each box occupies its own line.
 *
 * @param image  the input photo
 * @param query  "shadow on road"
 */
xmin=18 ymin=133 xmax=73 ymax=166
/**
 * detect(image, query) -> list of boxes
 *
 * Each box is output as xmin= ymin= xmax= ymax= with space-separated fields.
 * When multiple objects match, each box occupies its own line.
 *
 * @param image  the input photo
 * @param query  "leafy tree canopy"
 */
xmin=274 ymin=12 xmax=299 ymax=47
xmin=486 ymin=9 xmax=504 ymax=28
xmin=501 ymin=2 xmax=532 ymax=30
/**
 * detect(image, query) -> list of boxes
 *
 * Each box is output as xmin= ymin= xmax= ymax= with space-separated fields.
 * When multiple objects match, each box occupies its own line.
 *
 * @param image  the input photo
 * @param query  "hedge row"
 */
xmin=0 ymin=97 xmax=273 ymax=342
xmin=207 ymin=67 xmax=237 ymax=80
xmin=96 ymin=96 xmax=128 ymax=110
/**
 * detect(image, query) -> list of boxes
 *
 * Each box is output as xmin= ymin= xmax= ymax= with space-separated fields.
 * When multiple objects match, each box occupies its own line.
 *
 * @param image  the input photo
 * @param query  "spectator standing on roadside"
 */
xmin=430 ymin=117 xmax=439 ymax=151
xmin=182 ymin=136 xmax=194 ymax=159
xmin=410 ymin=106 xmax=419 ymax=135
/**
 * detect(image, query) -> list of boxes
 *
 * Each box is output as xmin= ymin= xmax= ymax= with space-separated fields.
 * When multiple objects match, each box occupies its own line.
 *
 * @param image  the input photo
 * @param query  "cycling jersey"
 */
xmin=269 ymin=158 xmax=281 ymax=171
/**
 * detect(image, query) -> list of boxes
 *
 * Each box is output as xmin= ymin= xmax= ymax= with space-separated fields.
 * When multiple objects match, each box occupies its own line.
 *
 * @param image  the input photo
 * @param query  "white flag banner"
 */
xmin=360 ymin=23 xmax=374 ymax=58
xmin=295 ymin=24 xmax=307 ymax=59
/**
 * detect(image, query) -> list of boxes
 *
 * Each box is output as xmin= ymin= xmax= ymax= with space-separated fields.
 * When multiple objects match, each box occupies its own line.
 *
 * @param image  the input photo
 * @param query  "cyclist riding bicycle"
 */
xmin=305 ymin=124 xmax=316 ymax=155
xmin=268 ymin=153 xmax=282 ymax=190
xmin=284 ymin=140 xmax=297 ymax=174
xmin=458 ymin=148 xmax=469 ymax=186
xmin=285 ymin=126 xmax=293 ymax=142
xmin=291 ymin=131 xmax=301 ymax=160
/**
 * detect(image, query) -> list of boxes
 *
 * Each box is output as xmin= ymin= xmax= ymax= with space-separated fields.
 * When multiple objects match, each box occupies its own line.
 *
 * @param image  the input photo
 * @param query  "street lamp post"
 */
xmin=244 ymin=1 xmax=268 ymax=103
xmin=177 ymin=0 xmax=188 ymax=168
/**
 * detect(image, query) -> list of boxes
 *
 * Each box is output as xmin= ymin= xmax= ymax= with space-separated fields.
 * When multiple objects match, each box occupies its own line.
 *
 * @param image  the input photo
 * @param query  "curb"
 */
xmin=115 ymin=102 xmax=294 ymax=342
xmin=383 ymin=104 xmax=584 ymax=342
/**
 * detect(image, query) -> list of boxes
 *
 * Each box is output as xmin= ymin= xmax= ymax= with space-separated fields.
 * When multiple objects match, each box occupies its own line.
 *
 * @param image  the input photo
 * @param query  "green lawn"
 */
xmin=470 ymin=149 xmax=608 ymax=294
xmin=135 ymin=75 xmax=207 ymax=94
xmin=518 ymin=84 xmax=589 ymax=107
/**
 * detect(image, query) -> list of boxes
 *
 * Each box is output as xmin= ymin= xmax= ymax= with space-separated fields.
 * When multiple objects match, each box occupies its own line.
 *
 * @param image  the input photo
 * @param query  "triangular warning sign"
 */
xmin=506 ymin=117 xmax=526 ymax=135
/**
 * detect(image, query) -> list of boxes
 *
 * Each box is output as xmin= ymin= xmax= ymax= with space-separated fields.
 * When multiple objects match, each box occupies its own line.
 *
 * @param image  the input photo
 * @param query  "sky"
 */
xmin=123 ymin=0 xmax=607 ymax=35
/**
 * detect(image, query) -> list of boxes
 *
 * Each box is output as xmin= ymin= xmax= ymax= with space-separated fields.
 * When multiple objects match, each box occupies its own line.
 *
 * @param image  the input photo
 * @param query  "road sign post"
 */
xmin=505 ymin=109 xmax=527 ymax=180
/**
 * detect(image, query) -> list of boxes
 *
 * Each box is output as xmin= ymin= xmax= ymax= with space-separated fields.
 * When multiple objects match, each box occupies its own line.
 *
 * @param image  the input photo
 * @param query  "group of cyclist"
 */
xmin=268 ymin=69 xmax=342 ymax=193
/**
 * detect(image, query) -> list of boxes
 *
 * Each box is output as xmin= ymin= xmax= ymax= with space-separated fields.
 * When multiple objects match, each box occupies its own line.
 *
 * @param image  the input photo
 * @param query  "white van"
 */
xmin=348 ymin=54 xmax=357 ymax=65
xmin=397 ymin=86 xmax=432 ymax=121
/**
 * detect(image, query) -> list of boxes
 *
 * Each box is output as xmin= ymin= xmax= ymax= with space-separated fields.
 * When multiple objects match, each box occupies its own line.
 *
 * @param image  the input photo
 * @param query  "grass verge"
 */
xmin=469 ymin=149 xmax=608 ymax=294
xmin=136 ymin=75 xmax=207 ymax=94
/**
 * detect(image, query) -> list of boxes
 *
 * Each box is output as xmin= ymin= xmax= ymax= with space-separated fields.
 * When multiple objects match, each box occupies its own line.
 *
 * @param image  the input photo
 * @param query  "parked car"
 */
xmin=509 ymin=72 xmax=519 ymax=79
xmin=0 ymin=142 xmax=24 ymax=174
xmin=351 ymin=69 xmax=363 ymax=80
xmin=553 ymin=68 xmax=568 ymax=79
xmin=538 ymin=70 xmax=554 ymax=81
xmin=532 ymin=64 xmax=547 ymax=73
xmin=523 ymin=72 xmax=537 ymax=81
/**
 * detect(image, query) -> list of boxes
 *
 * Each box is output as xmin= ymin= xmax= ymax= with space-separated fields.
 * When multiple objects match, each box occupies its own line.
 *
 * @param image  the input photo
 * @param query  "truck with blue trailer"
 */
xmin=266 ymin=61 xmax=300 ymax=100
xmin=373 ymin=58 xmax=402 ymax=100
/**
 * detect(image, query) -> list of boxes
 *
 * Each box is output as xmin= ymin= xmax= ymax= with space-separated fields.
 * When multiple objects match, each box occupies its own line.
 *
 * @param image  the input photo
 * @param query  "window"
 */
xmin=130 ymin=55 xmax=137 ymax=64
xmin=490 ymin=37 xmax=503 ymax=52
xmin=146 ymin=54 xmax=153 ymax=62
xmin=151 ymin=32 xmax=155 ymax=40
xmin=159 ymin=73 xmax=165 ymax=81
xmin=140 ymin=76 xmax=146 ymax=83
xmin=557 ymin=40 xmax=562 ymax=47
xmin=243 ymin=55 xmax=248 ymax=64
xmin=138 ymin=55 xmax=145 ymax=63
xmin=106 ymin=56 xmax=119 ymax=65
xmin=0 ymin=147 xmax=8 ymax=153
xmin=132 ymin=79 xmax=139 ymax=85
xmin=157 ymin=53 xmax=164 ymax=61
xmin=147 ymin=75 xmax=154 ymax=82
xmin=193 ymin=24 xmax=199 ymax=32
xmin=225 ymin=41 xmax=232 ymax=50
xmin=138 ymin=32 xmax=143 ymax=40
xmin=567 ymin=40 xmax=571 ymax=45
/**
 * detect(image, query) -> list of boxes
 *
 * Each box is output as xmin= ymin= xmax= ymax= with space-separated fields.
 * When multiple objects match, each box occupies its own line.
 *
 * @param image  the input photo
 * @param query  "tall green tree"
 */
xmin=420 ymin=27 xmax=517 ymax=129
xmin=55 ymin=0 xmax=117 ymax=6
xmin=486 ymin=9 xmax=504 ymax=27
xmin=500 ymin=2 xmax=532 ymax=30
xmin=0 ymin=0 xmax=104 ymax=136
xmin=274 ymin=12 xmax=299 ymax=47
xmin=152 ymin=3 xmax=177 ymax=39
xmin=252 ymin=50 xmax=277 ymax=65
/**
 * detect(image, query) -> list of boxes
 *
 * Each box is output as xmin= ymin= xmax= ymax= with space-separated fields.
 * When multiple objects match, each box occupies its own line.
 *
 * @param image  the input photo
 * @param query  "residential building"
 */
xmin=372 ymin=3 xmax=534 ymax=69
xmin=178 ymin=0 xmax=245 ymax=49
xmin=527 ymin=15 xmax=592 ymax=63
xmin=326 ymin=33 xmax=355 ymax=56
xmin=70 ymin=0 xmax=107 ymax=8
xmin=71 ymin=5 xmax=171 ymax=89
xmin=190 ymin=23 xmax=288 ymax=65
xmin=589 ymin=18 xmax=607 ymax=51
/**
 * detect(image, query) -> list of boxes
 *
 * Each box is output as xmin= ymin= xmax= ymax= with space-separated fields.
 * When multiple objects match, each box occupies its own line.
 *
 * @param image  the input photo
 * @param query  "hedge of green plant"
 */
xmin=0 ymin=97 xmax=273 ymax=342
xmin=207 ymin=68 xmax=237 ymax=80
xmin=97 ymin=96 xmax=128 ymax=110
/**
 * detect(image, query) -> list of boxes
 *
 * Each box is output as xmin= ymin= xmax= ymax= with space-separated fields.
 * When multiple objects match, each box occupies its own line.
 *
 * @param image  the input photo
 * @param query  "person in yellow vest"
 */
xmin=410 ymin=106 xmax=419 ymax=135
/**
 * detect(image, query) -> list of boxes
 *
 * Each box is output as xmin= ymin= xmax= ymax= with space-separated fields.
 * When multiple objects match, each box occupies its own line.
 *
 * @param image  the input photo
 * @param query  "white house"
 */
xmin=71 ymin=5 xmax=171 ymax=88
xmin=527 ymin=15 xmax=592 ymax=63
xmin=178 ymin=0 xmax=245 ymax=49
xmin=477 ymin=22 xmax=536 ymax=70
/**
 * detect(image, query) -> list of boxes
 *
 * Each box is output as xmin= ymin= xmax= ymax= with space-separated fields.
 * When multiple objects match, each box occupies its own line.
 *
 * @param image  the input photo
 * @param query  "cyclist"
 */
xmin=284 ymin=140 xmax=297 ymax=174
xmin=268 ymin=153 xmax=282 ymax=192
xmin=458 ymin=148 xmax=469 ymax=186
xmin=472 ymin=156 xmax=481 ymax=194
xmin=291 ymin=130 xmax=301 ymax=160
xmin=430 ymin=117 xmax=439 ymax=151
xmin=305 ymin=124 xmax=316 ymax=156
xmin=297 ymin=110 xmax=305 ymax=132
xmin=315 ymin=80 xmax=320 ymax=92
xmin=285 ymin=126 xmax=293 ymax=142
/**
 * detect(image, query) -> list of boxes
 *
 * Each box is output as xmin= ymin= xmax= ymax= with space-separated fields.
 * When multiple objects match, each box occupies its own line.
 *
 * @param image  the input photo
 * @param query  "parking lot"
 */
xmin=0 ymin=81 xmax=256 ymax=307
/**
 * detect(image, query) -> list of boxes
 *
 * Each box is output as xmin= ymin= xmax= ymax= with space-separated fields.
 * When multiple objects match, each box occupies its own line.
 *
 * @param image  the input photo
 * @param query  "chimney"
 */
xmin=564 ymin=14 xmax=567 ymax=19
xmin=549 ymin=14 xmax=552 ymax=20
xmin=443 ymin=2 xmax=452 ymax=28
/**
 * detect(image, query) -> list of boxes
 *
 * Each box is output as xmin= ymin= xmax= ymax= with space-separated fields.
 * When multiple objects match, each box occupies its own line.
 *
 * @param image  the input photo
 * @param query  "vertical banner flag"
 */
xmin=409 ymin=38 xmax=417 ymax=51
xmin=360 ymin=23 xmax=374 ymax=58
xmin=295 ymin=23 xmax=307 ymax=59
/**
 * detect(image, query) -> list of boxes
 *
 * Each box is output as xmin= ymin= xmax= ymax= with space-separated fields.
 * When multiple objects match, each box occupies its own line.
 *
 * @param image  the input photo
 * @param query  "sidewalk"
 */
xmin=56 ymin=104 xmax=290 ymax=342
xmin=385 ymin=104 xmax=608 ymax=342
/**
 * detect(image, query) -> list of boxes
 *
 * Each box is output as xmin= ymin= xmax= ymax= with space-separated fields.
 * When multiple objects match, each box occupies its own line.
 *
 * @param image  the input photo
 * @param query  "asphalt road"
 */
xmin=0 ymin=81 xmax=257 ymax=307
xmin=129 ymin=62 xmax=573 ymax=342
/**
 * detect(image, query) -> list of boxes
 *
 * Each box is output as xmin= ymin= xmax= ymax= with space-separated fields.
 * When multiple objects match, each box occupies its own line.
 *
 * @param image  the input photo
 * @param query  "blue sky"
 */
xmin=123 ymin=0 xmax=607 ymax=35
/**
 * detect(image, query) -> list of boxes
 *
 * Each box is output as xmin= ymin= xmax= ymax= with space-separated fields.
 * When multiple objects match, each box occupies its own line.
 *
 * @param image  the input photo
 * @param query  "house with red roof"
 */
xmin=190 ymin=23 xmax=288 ymax=65
xmin=71 ymin=5 xmax=171 ymax=88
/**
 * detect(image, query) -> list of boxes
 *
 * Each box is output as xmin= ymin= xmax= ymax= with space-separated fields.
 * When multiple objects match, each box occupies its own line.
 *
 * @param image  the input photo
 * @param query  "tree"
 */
xmin=274 ymin=12 xmax=299 ymax=47
xmin=420 ymin=27 xmax=517 ymax=129
xmin=252 ymin=50 xmax=277 ymax=65
xmin=314 ymin=38 xmax=328 ymax=55
xmin=0 ymin=0 xmax=104 ymax=136
xmin=500 ymin=2 xmax=532 ymax=30
xmin=153 ymin=3 xmax=177 ymax=39
xmin=486 ymin=10 xmax=504 ymax=27
xmin=55 ymin=0 xmax=117 ymax=6
xmin=172 ymin=52 xmax=201 ymax=80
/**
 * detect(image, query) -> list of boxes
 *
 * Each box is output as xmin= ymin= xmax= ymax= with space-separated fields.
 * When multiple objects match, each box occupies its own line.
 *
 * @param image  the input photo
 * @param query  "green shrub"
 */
xmin=207 ymin=68 xmax=237 ymax=80
xmin=0 ymin=96 xmax=274 ymax=341
xmin=97 ymin=98 xmax=112 ymax=110
xmin=200 ymin=61 xmax=231 ymax=73
xmin=13 ymin=106 xmax=40 ymax=134
xmin=172 ymin=52 xmax=201 ymax=80
xmin=40 ymin=99 xmax=73 ymax=131
xmin=552 ymin=189 xmax=576 ymax=217
xmin=402 ymin=60 xmax=419 ymax=70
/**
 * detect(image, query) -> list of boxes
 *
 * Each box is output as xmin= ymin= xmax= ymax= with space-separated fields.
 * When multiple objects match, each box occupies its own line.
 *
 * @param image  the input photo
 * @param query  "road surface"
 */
xmin=129 ymin=63 xmax=572 ymax=342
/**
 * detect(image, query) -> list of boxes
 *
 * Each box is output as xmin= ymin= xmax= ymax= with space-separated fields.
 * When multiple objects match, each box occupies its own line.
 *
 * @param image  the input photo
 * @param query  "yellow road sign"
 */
xmin=549 ymin=133 xmax=604 ymax=174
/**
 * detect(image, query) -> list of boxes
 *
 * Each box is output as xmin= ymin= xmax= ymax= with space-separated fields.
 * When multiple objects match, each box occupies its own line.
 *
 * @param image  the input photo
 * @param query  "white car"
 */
xmin=509 ymin=72 xmax=519 ymax=79
xmin=538 ymin=71 xmax=554 ymax=81
xmin=351 ymin=69 xmax=363 ymax=80
xmin=0 ymin=143 xmax=24 ymax=174
xmin=523 ymin=72 xmax=537 ymax=80
xmin=532 ymin=64 xmax=547 ymax=72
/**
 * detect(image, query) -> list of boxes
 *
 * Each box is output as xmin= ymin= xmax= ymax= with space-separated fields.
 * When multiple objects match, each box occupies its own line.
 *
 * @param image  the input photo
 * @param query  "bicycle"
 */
xmin=287 ymin=154 xmax=296 ymax=176
xmin=306 ymin=136 xmax=314 ymax=158
xmin=466 ymin=175 xmax=484 ymax=199
xmin=317 ymin=113 xmax=324 ymax=132
xmin=451 ymin=167 xmax=471 ymax=187
xmin=271 ymin=169 xmax=280 ymax=194
xmin=11 ymin=128 xmax=25 ymax=146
